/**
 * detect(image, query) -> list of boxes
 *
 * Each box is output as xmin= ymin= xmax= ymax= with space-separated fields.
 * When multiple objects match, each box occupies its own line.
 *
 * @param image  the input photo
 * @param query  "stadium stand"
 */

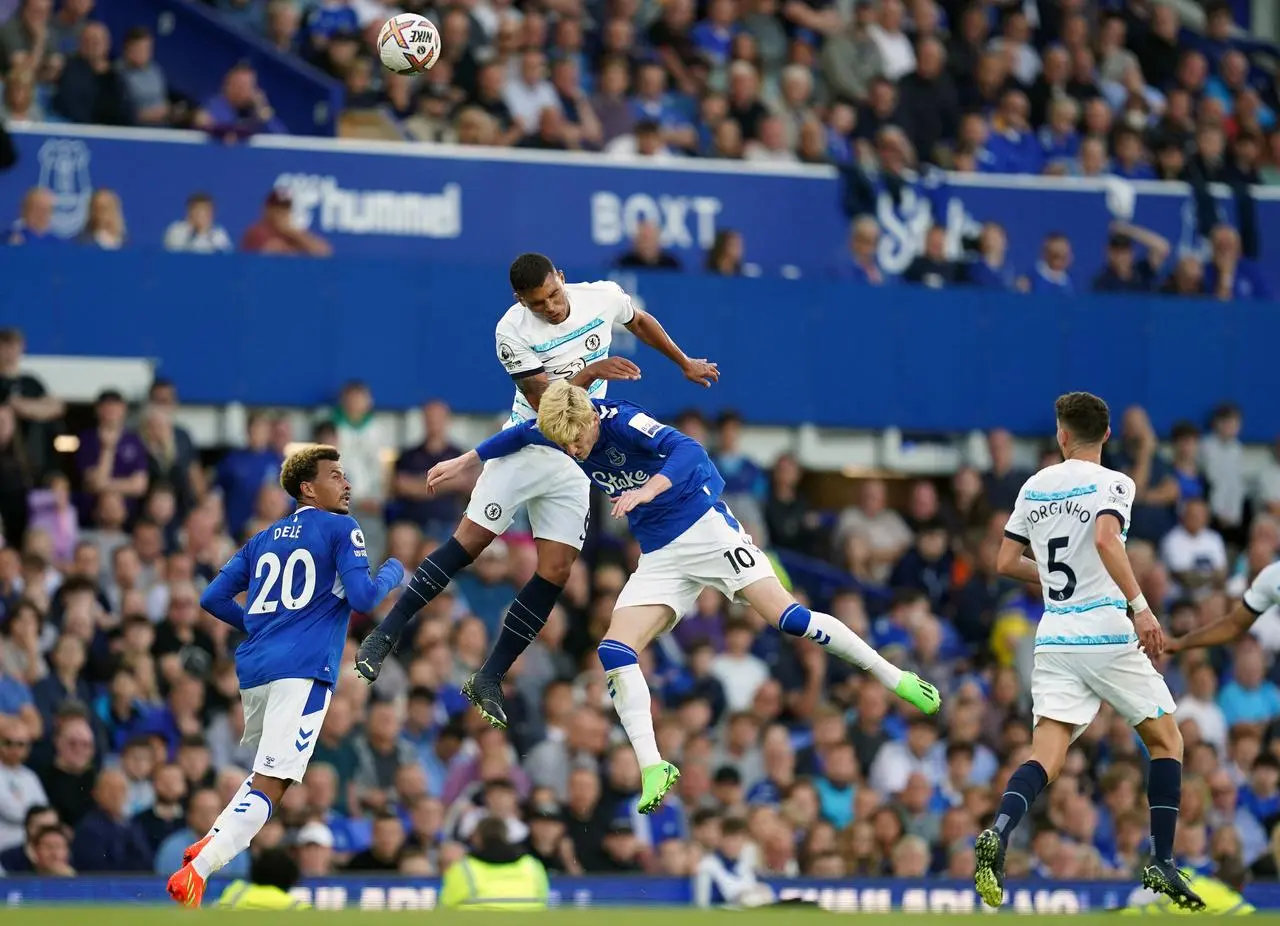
xmin=1 ymin=0 xmax=1280 ymax=908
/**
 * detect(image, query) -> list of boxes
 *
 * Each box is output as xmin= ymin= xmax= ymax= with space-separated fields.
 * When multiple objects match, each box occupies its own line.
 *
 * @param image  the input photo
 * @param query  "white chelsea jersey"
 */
xmin=494 ymin=280 xmax=637 ymax=424
xmin=1244 ymin=561 xmax=1280 ymax=616
xmin=1004 ymin=458 xmax=1137 ymax=649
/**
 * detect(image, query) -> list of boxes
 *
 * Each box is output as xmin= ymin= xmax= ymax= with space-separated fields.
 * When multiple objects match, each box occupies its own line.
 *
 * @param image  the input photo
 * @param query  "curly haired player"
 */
xmin=167 ymin=445 xmax=404 ymax=906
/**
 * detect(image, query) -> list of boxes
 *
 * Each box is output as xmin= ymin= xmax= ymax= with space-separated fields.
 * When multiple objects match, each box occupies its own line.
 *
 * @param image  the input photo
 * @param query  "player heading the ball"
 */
xmin=355 ymin=254 xmax=717 ymax=732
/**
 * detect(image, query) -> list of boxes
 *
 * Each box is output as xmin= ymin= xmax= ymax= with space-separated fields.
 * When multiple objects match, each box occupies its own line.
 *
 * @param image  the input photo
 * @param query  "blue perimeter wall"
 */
xmin=2 ymin=247 xmax=1278 ymax=440
xmin=4 ymin=874 xmax=1280 ymax=910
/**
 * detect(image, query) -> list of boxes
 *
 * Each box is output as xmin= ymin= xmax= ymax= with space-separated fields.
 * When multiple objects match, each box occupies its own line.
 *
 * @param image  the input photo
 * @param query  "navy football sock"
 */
xmin=993 ymin=760 xmax=1048 ymax=846
xmin=378 ymin=538 xmax=473 ymax=639
xmin=480 ymin=574 xmax=563 ymax=678
xmin=1148 ymin=757 xmax=1182 ymax=862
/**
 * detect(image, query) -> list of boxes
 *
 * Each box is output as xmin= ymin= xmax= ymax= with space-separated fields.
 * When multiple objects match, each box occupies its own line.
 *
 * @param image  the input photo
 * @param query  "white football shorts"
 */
xmin=615 ymin=502 xmax=776 ymax=622
xmin=240 ymin=677 xmax=332 ymax=782
xmin=1031 ymin=646 xmax=1176 ymax=741
xmin=465 ymin=444 xmax=591 ymax=549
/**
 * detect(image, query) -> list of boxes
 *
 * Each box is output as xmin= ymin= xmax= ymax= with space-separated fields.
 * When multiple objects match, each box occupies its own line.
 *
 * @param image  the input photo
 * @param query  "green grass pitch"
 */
xmin=5 ymin=910 xmax=1280 ymax=924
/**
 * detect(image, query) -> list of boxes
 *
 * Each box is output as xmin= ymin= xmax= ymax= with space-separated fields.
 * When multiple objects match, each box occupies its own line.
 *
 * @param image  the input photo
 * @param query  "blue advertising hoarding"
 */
xmin=3 ymin=875 xmax=1280 ymax=910
xmin=2 ymin=247 xmax=1279 ymax=439
xmin=1 ymin=124 xmax=1277 ymax=289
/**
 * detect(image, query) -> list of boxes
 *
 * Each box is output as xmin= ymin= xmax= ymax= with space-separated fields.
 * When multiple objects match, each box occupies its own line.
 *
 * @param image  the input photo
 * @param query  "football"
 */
xmin=377 ymin=13 xmax=441 ymax=75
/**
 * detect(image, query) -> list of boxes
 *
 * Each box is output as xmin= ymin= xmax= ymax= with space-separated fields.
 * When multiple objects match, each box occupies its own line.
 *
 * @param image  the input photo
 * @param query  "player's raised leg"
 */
xmin=466 ymin=454 xmax=590 ymax=727
xmin=182 ymin=673 xmax=275 ymax=867
xmin=597 ymin=604 xmax=684 ymax=814
xmin=738 ymin=575 xmax=941 ymax=715
xmin=355 ymin=517 xmax=490 ymax=681
xmin=466 ymin=536 xmax=576 ymax=728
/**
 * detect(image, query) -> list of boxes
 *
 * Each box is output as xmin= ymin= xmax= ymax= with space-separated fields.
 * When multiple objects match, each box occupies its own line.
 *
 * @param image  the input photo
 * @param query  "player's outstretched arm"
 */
xmin=625 ymin=307 xmax=718 ymax=387
xmin=1168 ymin=563 xmax=1280 ymax=653
xmin=1166 ymin=604 xmax=1257 ymax=654
xmin=425 ymin=422 xmax=553 ymax=494
xmin=200 ymin=547 xmax=251 ymax=632
xmin=477 ymin=420 xmax=551 ymax=460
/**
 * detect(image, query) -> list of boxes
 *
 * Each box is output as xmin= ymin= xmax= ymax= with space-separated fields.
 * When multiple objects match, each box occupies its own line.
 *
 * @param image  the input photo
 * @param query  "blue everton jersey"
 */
xmin=478 ymin=399 xmax=725 ymax=553
xmin=588 ymin=401 xmax=725 ymax=551
xmin=202 ymin=506 xmax=385 ymax=689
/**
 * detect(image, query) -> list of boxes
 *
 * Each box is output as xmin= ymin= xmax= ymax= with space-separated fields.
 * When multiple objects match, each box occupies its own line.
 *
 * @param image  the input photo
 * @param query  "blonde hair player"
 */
xmin=427 ymin=381 xmax=942 ymax=814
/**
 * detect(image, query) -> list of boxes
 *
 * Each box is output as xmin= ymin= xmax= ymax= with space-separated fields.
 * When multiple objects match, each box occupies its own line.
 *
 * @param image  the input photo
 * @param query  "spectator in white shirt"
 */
xmin=1160 ymin=497 xmax=1228 ymax=593
xmin=163 ymin=192 xmax=233 ymax=254
xmin=869 ymin=715 xmax=942 ymax=794
xmin=867 ymin=0 xmax=916 ymax=81
xmin=1177 ymin=663 xmax=1229 ymax=753
xmin=835 ymin=479 xmax=913 ymax=584
xmin=743 ymin=115 xmax=799 ymax=163
xmin=710 ymin=621 xmax=770 ymax=713
xmin=331 ymin=380 xmax=391 ymax=551
xmin=0 ymin=716 xmax=47 ymax=852
xmin=503 ymin=49 xmax=560 ymax=135
xmin=988 ymin=10 xmax=1041 ymax=86
xmin=605 ymin=119 xmax=676 ymax=159
xmin=1255 ymin=437 xmax=1280 ymax=520
xmin=1201 ymin=403 xmax=1246 ymax=539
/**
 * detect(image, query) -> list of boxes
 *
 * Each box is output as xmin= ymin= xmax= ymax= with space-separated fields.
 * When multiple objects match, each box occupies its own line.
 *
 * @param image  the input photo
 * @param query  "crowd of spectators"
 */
xmin=4 ymin=323 xmax=1280 ymax=886
xmin=3 ymin=0 xmax=1277 ymax=296
xmin=4 ymin=182 xmax=333 ymax=256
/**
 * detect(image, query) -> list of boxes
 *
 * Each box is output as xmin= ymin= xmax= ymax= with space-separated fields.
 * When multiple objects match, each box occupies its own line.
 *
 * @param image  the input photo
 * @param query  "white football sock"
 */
xmin=191 ymin=788 xmax=272 ymax=878
xmin=808 ymin=610 xmax=904 ymax=689
xmin=606 ymin=663 xmax=662 ymax=768
xmin=207 ymin=776 xmax=253 ymax=838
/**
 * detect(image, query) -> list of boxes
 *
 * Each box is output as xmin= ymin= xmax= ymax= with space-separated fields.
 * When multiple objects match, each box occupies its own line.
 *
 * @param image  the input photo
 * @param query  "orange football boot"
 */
xmin=166 ymin=863 xmax=207 ymax=907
